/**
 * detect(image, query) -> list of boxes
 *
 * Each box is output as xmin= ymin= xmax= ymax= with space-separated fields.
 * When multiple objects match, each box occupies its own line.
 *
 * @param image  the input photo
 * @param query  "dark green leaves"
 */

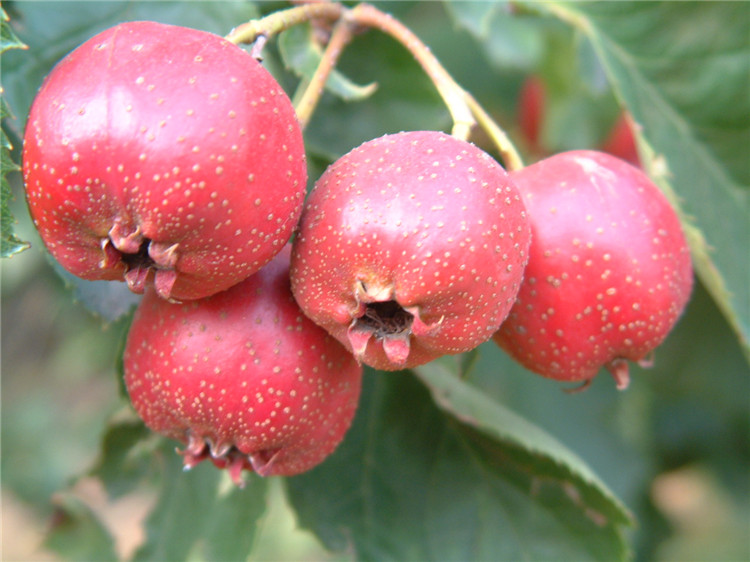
xmin=132 ymin=450 xmax=268 ymax=562
xmin=287 ymin=370 xmax=632 ymax=562
xmin=415 ymin=362 xmax=632 ymax=526
xmin=1 ymin=8 xmax=30 ymax=258
xmin=87 ymin=415 xmax=270 ymax=562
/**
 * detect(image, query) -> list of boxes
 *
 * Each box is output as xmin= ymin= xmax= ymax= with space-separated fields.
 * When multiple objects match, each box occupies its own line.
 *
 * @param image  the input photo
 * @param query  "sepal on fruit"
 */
xmin=178 ymin=431 xmax=281 ymax=487
xmin=345 ymin=280 xmax=443 ymax=368
xmin=605 ymin=359 xmax=631 ymax=391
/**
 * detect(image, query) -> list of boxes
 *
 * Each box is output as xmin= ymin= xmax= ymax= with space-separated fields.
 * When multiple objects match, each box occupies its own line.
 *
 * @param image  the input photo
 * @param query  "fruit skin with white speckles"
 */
xmin=122 ymin=246 xmax=362 ymax=482
xmin=290 ymin=131 xmax=531 ymax=371
xmin=22 ymin=21 xmax=306 ymax=301
xmin=494 ymin=150 xmax=693 ymax=389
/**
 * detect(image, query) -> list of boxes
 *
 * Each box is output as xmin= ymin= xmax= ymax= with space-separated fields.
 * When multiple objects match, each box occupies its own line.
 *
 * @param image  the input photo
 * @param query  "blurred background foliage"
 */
xmin=2 ymin=1 xmax=748 ymax=561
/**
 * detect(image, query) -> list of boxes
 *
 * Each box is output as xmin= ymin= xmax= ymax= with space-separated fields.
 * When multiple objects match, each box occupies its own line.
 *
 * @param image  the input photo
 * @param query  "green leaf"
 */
xmin=89 ymin=410 xmax=158 ymax=499
xmin=53 ymin=263 xmax=142 ymax=323
xmin=536 ymin=1 xmax=750 ymax=356
xmin=1 ymin=7 xmax=27 ymax=54
xmin=279 ymin=23 xmax=377 ymax=103
xmin=414 ymin=361 xmax=632 ymax=523
xmin=89 ymin=408 xmax=272 ymax=561
xmin=639 ymin=281 xmax=750 ymax=503
xmin=287 ymin=370 xmax=632 ymax=561
xmin=445 ymin=0 xmax=545 ymax=71
xmin=1 ymin=8 xmax=30 ymax=258
xmin=133 ymin=441 xmax=269 ymax=562
xmin=463 ymin=279 xmax=750 ymax=559
xmin=443 ymin=0 xmax=501 ymax=39
xmin=44 ymin=493 xmax=118 ymax=562
xmin=539 ymin=27 xmax=620 ymax=151
xmin=1 ymin=122 xmax=30 ymax=257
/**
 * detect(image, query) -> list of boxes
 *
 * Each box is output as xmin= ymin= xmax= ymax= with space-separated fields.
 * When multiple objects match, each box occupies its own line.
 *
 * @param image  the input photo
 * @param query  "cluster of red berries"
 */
xmin=22 ymin=22 xmax=693 ymax=483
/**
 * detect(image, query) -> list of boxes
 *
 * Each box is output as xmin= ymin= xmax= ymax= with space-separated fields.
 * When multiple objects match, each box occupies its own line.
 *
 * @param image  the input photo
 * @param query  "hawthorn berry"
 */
xmin=517 ymin=75 xmax=639 ymax=166
xmin=518 ymin=75 xmax=545 ymax=155
xmin=290 ymin=131 xmax=531 ymax=371
xmin=600 ymin=113 xmax=641 ymax=167
xmin=123 ymin=246 xmax=362 ymax=482
xmin=494 ymin=150 xmax=693 ymax=389
xmin=23 ymin=21 xmax=306 ymax=300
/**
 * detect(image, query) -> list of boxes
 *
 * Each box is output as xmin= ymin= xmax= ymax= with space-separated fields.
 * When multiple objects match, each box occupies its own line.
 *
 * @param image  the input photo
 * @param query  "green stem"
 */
xmin=295 ymin=17 xmax=356 ymax=130
xmin=464 ymin=92 xmax=524 ymax=171
xmin=350 ymin=3 xmax=475 ymax=141
xmin=225 ymin=1 xmax=524 ymax=169
xmin=225 ymin=2 xmax=344 ymax=45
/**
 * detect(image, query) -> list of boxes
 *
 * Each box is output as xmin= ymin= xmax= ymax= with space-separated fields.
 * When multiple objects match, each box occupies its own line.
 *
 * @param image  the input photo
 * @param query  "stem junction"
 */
xmin=226 ymin=1 xmax=524 ymax=170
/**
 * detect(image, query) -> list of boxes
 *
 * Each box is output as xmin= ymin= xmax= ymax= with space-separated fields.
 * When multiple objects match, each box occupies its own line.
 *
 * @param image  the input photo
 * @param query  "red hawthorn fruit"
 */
xmin=123 ymin=246 xmax=362 ymax=482
xmin=23 ymin=21 xmax=306 ymax=301
xmin=290 ymin=131 xmax=531 ymax=371
xmin=518 ymin=75 xmax=545 ymax=155
xmin=600 ymin=112 xmax=641 ymax=167
xmin=494 ymin=150 xmax=693 ymax=390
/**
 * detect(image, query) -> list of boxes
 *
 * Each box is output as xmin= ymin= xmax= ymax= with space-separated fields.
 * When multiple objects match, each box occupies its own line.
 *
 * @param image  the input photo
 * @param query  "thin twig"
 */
xmin=225 ymin=2 xmax=344 ymax=46
xmin=350 ymin=3 xmax=475 ymax=140
xmin=225 ymin=1 xmax=524 ymax=169
xmin=464 ymin=92 xmax=524 ymax=171
xmin=295 ymin=17 xmax=356 ymax=130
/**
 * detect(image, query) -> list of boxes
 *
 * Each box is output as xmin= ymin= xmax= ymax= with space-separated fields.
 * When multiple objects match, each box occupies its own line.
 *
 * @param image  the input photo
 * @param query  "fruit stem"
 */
xmin=225 ymin=1 xmax=345 ymax=46
xmin=226 ymin=2 xmax=524 ymax=168
xmin=464 ymin=92 xmax=524 ymax=171
xmin=294 ymin=17 xmax=356 ymax=130
xmin=349 ymin=3 xmax=475 ymax=140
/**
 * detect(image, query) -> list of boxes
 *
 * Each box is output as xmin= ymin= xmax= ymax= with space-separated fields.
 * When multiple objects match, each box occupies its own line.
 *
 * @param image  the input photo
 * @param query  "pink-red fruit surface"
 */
xmin=23 ymin=21 xmax=306 ymax=301
xmin=290 ymin=131 xmax=531 ymax=371
xmin=494 ymin=150 xmax=693 ymax=389
xmin=123 ymin=247 xmax=362 ymax=482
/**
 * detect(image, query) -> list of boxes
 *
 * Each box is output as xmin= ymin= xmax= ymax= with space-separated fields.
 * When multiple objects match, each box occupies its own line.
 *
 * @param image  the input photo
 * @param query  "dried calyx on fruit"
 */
xmin=123 ymin=247 xmax=363 ymax=484
xmin=290 ymin=130 xmax=531 ymax=371
xmin=22 ymin=21 xmax=306 ymax=301
xmin=494 ymin=150 xmax=693 ymax=390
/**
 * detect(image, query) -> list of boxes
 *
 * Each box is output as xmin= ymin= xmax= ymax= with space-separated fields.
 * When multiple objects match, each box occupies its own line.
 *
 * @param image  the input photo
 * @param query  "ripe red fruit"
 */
xmin=518 ymin=75 xmax=546 ymax=155
xmin=290 ymin=131 xmax=531 ymax=371
xmin=600 ymin=113 xmax=640 ymax=167
xmin=123 ymin=246 xmax=362 ymax=482
xmin=23 ymin=21 xmax=306 ymax=301
xmin=494 ymin=150 xmax=693 ymax=389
